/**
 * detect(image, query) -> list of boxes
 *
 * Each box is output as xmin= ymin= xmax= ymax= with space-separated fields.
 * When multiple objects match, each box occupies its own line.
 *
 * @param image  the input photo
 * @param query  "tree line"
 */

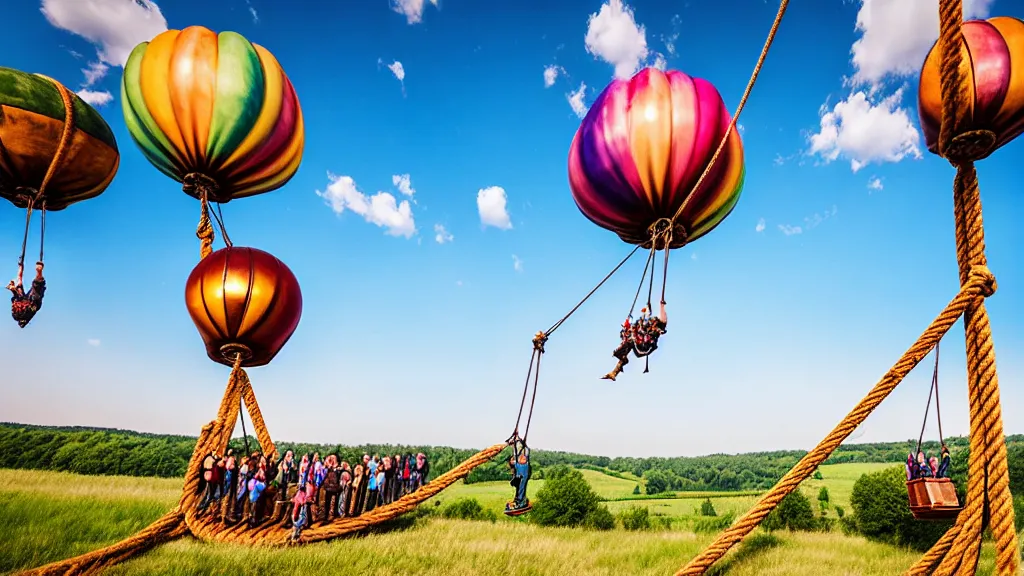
xmin=0 ymin=422 xmax=1020 ymax=494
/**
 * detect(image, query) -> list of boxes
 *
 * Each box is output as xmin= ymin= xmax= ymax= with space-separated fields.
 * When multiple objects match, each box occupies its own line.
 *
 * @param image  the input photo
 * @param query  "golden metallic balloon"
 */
xmin=185 ymin=246 xmax=302 ymax=367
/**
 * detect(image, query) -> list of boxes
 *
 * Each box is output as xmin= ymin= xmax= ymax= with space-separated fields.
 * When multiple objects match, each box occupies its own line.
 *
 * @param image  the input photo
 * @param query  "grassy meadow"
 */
xmin=1 ymin=465 xmax=1013 ymax=576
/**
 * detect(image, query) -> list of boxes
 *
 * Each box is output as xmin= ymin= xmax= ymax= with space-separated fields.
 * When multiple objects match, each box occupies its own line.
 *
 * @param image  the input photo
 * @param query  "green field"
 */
xmin=0 ymin=466 xmax=1009 ymax=576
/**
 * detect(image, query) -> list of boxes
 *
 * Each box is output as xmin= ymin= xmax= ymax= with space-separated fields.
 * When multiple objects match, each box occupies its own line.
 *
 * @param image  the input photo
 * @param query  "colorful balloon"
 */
xmin=568 ymin=67 xmax=745 ymax=249
xmin=0 ymin=67 xmax=119 ymax=211
xmin=121 ymin=26 xmax=304 ymax=203
xmin=919 ymin=16 xmax=1024 ymax=156
xmin=185 ymin=246 xmax=303 ymax=368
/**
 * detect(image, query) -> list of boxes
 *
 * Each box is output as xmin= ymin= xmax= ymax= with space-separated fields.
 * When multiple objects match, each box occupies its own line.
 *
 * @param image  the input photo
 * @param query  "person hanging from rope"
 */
xmin=936 ymin=444 xmax=952 ymax=479
xmin=601 ymin=300 xmax=668 ymax=381
xmin=8 ymin=261 xmax=46 ymax=328
xmin=504 ymin=440 xmax=533 ymax=515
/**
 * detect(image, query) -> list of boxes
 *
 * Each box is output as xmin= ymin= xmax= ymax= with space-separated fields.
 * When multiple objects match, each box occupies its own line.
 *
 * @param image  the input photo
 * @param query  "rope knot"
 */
xmin=968 ymin=265 xmax=996 ymax=297
xmin=643 ymin=219 xmax=687 ymax=250
xmin=942 ymin=130 xmax=997 ymax=165
xmin=532 ymin=331 xmax=548 ymax=353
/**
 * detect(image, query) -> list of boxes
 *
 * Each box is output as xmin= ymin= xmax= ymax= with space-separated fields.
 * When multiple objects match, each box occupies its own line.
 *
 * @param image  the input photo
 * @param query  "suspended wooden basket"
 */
xmin=907 ymin=477 xmax=962 ymax=521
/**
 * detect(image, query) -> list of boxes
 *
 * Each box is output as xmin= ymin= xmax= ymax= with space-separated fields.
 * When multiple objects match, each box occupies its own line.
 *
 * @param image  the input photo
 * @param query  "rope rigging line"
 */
xmin=915 ymin=343 xmax=944 ymax=455
xmin=18 ymin=198 xmax=35 ymax=270
xmin=211 ymin=202 xmax=234 ymax=249
xmin=238 ymin=398 xmax=252 ymax=456
xmin=545 ymin=244 xmax=642 ymax=336
xmin=668 ymin=0 xmax=790 ymax=229
xmin=628 ymin=247 xmax=657 ymax=318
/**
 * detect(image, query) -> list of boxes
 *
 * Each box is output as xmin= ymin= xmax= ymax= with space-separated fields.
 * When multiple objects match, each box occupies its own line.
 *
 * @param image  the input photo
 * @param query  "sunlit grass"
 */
xmin=1 ymin=466 xmax=1015 ymax=576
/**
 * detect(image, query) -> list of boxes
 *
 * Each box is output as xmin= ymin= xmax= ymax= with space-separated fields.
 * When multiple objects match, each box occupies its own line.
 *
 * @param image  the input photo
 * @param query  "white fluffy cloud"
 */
xmin=778 ymin=224 xmax=802 ymax=236
xmin=391 ymin=0 xmax=439 ymax=24
xmin=807 ymin=89 xmax=921 ymax=172
xmin=584 ymin=0 xmax=649 ymax=79
xmin=434 ymin=224 xmax=453 ymax=244
xmin=86 ymin=338 xmax=101 ymax=347
xmin=77 ymin=89 xmax=113 ymax=106
xmin=568 ymin=82 xmax=588 ymax=118
xmin=41 ymin=0 xmax=167 ymax=102
xmin=316 ymin=173 xmax=416 ymax=238
xmin=868 ymin=177 xmax=884 ymax=191
xmin=477 ymin=186 xmax=512 ymax=230
xmin=850 ymin=0 xmax=994 ymax=87
xmin=384 ymin=60 xmax=405 ymax=82
xmin=512 ymin=255 xmax=523 ymax=272
xmin=543 ymin=64 xmax=564 ymax=88
xmin=755 ymin=218 xmax=766 ymax=233
xmin=392 ymin=174 xmax=415 ymax=197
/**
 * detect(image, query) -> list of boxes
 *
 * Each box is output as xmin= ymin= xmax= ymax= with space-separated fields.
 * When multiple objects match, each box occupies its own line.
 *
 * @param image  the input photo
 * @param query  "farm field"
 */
xmin=0 ymin=465 xmax=1007 ymax=576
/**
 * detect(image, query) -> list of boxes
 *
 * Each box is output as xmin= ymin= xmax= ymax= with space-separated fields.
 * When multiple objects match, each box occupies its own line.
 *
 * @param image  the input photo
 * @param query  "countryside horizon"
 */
xmin=1 ymin=0 xmax=1021 ymax=574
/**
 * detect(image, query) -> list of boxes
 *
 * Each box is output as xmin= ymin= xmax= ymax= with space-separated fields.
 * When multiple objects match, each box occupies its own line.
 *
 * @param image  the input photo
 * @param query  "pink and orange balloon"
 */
xmin=919 ymin=16 xmax=1024 ymax=156
xmin=568 ymin=67 xmax=745 ymax=249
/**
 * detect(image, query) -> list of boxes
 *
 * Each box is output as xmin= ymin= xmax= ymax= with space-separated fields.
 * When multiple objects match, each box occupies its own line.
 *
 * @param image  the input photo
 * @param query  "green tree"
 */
xmin=699 ymin=498 xmax=717 ymax=517
xmin=632 ymin=485 xmax=640 ymax=495
xmin=531 ymin=466 xmax=603 ymax=529
xmin=850 ymin=466 xmax=952 ymax=550
xmin=818 ymin=486 xmax=830 ymax=503
xmin=763 ymin=489 xmax=817 ymax=532
xmin=644 ymin=469 xmax=671 ymax=495
xmin=813 ymin=470 xmax=824 ymax=480
xmin=834 ymin=505 xmax=845 ymax=518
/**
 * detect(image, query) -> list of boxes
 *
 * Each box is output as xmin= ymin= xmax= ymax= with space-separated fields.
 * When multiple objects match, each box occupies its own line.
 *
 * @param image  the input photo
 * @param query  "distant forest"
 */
xmin=1 ymin=422 xmax=1020 ymax=493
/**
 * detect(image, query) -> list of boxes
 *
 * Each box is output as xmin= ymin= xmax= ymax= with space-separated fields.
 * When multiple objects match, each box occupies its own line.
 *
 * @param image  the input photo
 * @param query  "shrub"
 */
xmin=813 ymin=470 xmax=824 ymax=480
xmin=632 ymin=485 xmax=641 ymax=495
xmin=531 ymin=466 xmax=604 ymax=529
xmin=850 ymin=465 xmax=952 ymax=550
xmin=818 ymin=486 xmax=830 ymax=503
xmin=441 ymin=498 xmax=497 ymax=522
xmin=763 ymin=489 xmax=817 ymax=532
xmin=699 ymin=498 xmax=717 ymax=517
xmin=584 ymin=505 xmax=616 ymax=530
xmin=834 ymin=505 xmax=845 ymax=518
xmin=694 ymin=511 xmax=736 ymax=534
xmin=619 ymin=505 xmax=652 ymax=531
xmin=839 ymin=514 xmax=858 ymax=535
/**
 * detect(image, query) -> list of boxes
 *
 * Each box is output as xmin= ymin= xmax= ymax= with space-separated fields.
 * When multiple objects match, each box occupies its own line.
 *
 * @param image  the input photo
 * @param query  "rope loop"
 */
xmin=943 ymin=130 xmax=997 ymax=165
xmin=182 ymin=172 xmax=224 ymax=203
xmin=643 ymin=218 xmax=686 ymax=250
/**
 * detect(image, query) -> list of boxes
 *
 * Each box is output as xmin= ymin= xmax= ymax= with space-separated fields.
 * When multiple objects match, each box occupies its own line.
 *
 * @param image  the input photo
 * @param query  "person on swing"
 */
xmin=505 ymin=444 xmax=532 ymax=514
xmin=602 ymin=300 xmax=668 ymax=381
xmin=8 ymin=261 xmax=46 ymax=328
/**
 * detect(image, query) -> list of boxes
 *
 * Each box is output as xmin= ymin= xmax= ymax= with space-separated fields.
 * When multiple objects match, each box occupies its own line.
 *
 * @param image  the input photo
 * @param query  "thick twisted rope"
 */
xmin=668 ymin=0 xmax=789 ymax=227
xmin=675 ymin=267 xmax=996 ymax=575
xmin=907 ymin=0 xmax=1019 ymax=573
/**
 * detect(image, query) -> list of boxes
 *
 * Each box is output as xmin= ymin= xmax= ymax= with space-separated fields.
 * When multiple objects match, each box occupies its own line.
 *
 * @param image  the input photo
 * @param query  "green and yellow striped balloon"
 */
xmin=121 ymin=26 xmax=304 ymax=202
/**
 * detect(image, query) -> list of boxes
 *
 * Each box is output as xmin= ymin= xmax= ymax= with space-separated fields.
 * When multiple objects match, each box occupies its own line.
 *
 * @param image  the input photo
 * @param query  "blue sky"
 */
xmin=1 ymin=0 xmax=1021 ymax=458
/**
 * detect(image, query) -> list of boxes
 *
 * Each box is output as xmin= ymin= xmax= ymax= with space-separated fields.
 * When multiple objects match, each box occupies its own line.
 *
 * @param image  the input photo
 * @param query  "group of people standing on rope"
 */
xmin=196 ymin=448 xmax=430 ymax=542
xmin=906 ymin=444 xmax=952 ymax=480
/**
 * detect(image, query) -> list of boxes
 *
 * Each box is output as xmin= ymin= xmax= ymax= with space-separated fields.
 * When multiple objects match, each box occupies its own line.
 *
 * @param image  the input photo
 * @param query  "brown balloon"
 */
xmin=185 ymin=246 xmax=302 ymax=368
